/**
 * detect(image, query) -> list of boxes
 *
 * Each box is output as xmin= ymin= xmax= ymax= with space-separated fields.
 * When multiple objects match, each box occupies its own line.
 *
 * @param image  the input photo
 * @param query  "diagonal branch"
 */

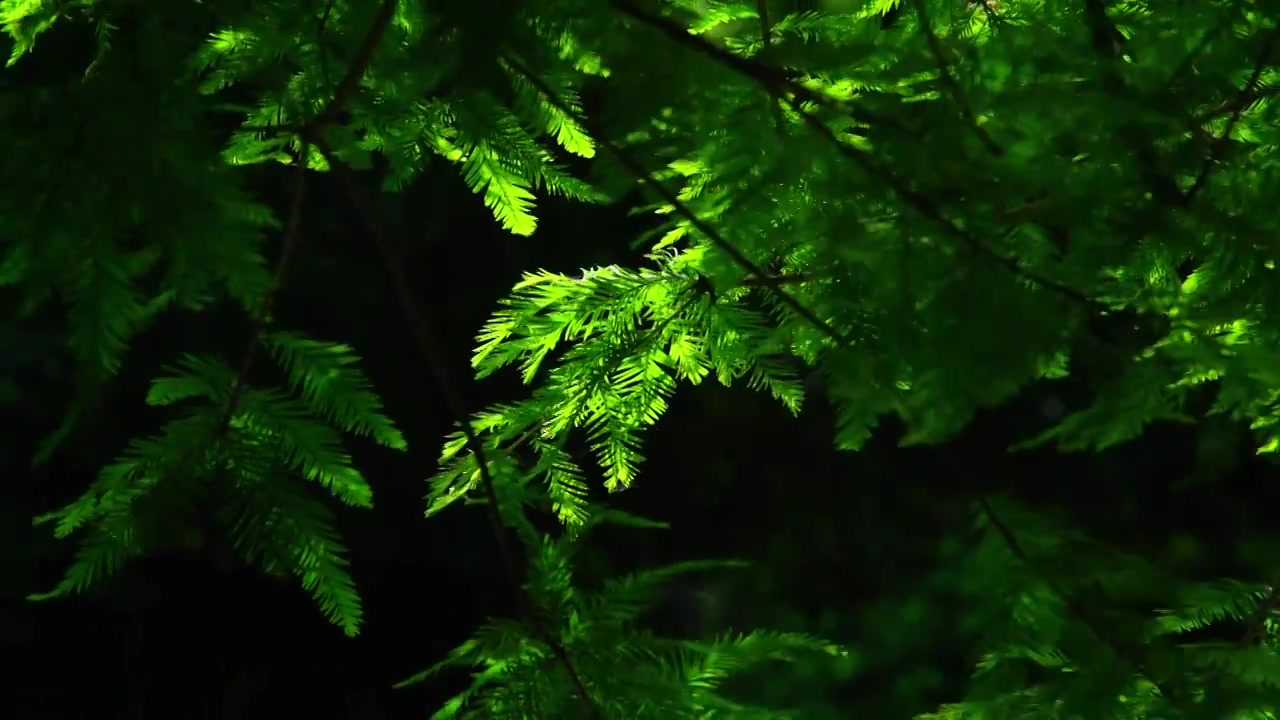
xmin=221 ymin=0 xmax=398 ymax=436
xmin=238 ymin=0 xmax=397 ymax=138
xmin=1241 ymin=582 xmax=1280 ymax=646
xmin=308 ymin=135 xmax=604 ymax=719
xmin=910 ymin=0 xmax=1002 ymax=156
xmin=300 ymin=0 xmax=397 ymax=137
xmin=787 ymin=86 xmax=1093 ymax=308
xmin=503 ymin=53 xmax=854 ymax=347
xmin=756 ymin=0 xmax=786 ymax=133
xmin=611 ymin=1 xmax=904 ymax=132
xmin=218 ymin=143 xmax=311 ymax=434
xmin=976 ymin=495 xmax=1189 ymax=710
xmin=1157 ymin=13 xmax=1231 ymax=102
xmin=1194 ymin=86 xmax=1280 ymax=124
xmin=610 ymin=0 xmax=1097 ymax=312
xmin=1080 ymin=0 xmax=1186 ymax=208
xmin=1184 ymin=24 xmax=1280 ymax=205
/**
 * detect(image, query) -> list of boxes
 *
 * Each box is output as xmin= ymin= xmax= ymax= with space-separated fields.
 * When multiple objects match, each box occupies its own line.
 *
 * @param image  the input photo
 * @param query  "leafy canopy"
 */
xmin=7 ymin=0 xmax=1280 ymax=716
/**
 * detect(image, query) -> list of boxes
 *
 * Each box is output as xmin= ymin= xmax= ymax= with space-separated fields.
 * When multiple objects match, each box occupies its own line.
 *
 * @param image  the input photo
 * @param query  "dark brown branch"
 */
xmin=1194 ymin=86 xmax=1280 ymax=125
xmin=308 ymin=135 xmax=603 ymax=719
xmin=797 ymin=103 xmax=1094 ymax=307
xmin=236 ymin=0 xmax=395 ymax=139
xmin=971 ymin=0 xmax=1003 ymax=28
xmin=1080 ymin=0 xmax=1185 ymax=208
xmin=977 ymin=495 xmax=1188 ymax=710
xmin=1157 ymin=14 xmax=1230 ymax=101
xmin=611 ymin=0 xmax=1097 ymax=312
xmin=741 ymin=272 xmax=816 ymax=288
xmin=610 ymin=1 xmax=902 ymax=132
xmin=219 ymin=0 xmax=398 ymax=435
xmin=504 ymin=53 xmax=855 ymax=347
xmin=1184 ymin=24 xmax=1280 ymax=205
xmin=756 ymin=0 xmax=786 ymax=133
xmin=1241 ymin=582 xmax=1279 ymax=646
xmin=300 ymin=0 xmax=397 ymax=137
xmin=216 ymin=144 xmax=310 ymax=434
xmin=315 ymin=0 xmax=338 ymax=92
xmin=911 ymin=0 xmax=1003 ymax=156
xmin=246 ymin=5 xmax=678 ymax=697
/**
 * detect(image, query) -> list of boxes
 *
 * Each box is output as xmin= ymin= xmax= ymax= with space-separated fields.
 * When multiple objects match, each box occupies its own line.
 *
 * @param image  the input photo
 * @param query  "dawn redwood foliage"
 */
xmin=6 ymin=0 xmax=1280 ymax=717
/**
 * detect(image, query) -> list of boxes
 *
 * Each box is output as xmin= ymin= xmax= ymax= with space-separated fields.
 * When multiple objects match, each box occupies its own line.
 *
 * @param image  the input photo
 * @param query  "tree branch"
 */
xmin=977 ymin=495 xmax=1189 ymax=710
xmin=300 ymin=0 xmax=397 ymax=137
xmin=505 ymin=52 xmax=856 ymax=347
xmin=1184 ymin=24 xmax=1280 ymax=205
xmin=611 ymin=0 xmax=1097 ymax=312
xmin=1080 ymin=0 xmax=1186 ymax=208
xmin=308 ymin=134 xmax=604 ymax=719
xmin=217 ymin=144 xmax=310 ymax=435
xmin=911 ymin=0 xmax=1003 ymax=156
xmin=219 ymin=0 xmax=399 ymax=440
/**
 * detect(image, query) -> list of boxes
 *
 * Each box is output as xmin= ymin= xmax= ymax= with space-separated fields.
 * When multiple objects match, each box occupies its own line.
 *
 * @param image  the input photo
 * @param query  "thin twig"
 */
xmin=1157 ymin=13 xmax=1231 ymax=101
xmin=741 ymin=273 xmax=816 ymax=287
xmin=610 ymin=0 xmax=1097 ymax=312
xmin=756 ymin=0 xmax=786 ymax=133
xmin=300 ymin=0 xmax=397 ymax=136
xmin=911 ymin=0 xmax=1002 ymax=156
xmin=308 ymin=135 xmax=604 ymax=719
xmin=610 ymin=1 xmax=905 ymax=132
xmin=219 ymin=0 xmax=398 ymax=433
xmin=972 ymin=0 xmax=1003 ymax=29
xmin=217 ymin=144 xmax=310 ymax=433
xmin=1080 ymin=0 xmax=1185 ymax=208
xmin=504 ymin=53 xmax=856 ymax=347
xmin=1194 ymin=86 xmax=1280 ymax=124
xmin=1184 ymin=24 xmax=1280 ymax=205
xmin=276 ymin=2 xmax=603 ymax=699
xmin=1241 ymin=582 xmax=1279 ymax=646
xmin=977 ymin=495 xmax=1188 ymax=710
xmin=315 ymin=0 xmax=337 ymax=91
xmin=795 ymin=100 xmax=1093 ymax=307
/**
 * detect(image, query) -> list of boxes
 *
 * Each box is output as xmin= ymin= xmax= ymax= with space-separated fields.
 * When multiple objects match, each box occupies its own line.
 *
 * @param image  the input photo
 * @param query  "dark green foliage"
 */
xmin=8 ymin=0 xmax=1280 ymax=716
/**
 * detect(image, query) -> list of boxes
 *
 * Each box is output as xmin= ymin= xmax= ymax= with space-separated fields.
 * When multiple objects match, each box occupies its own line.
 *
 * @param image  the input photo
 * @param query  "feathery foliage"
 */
xmin=9 ymin=0 xmax=1280 ymax=715
xmin=397 ymin=511 xmax=840 ymax=718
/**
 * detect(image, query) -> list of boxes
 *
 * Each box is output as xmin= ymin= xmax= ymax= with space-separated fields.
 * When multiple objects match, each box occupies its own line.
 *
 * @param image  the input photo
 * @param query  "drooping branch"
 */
xmin=610 ymin=0 xmax=1099 ymax=313
xmin=910 ymin=0 xmax=1002 ymax=157
xmin=504 ymin=53 xmax=854 ymax=348
xmin=1184 ymin=24 xmax=1280 ymax=205
xmin=1241 ymin=582 xmax=1280 ymax=646
xmin=220 ymin=0 xmax=399 ymax=437
xmin=1079 ymin=0 xmax=1187 ymax=208
xmin=1195 ymin=86 xmax=1280 ymax=124
xmin=277 ymin=0 xmax=604 ymax=694
xmin=756 ymin=0 xmax=786 ymax=132
xmin=217 ymin=142 xmax=310 ymax=434
xmin=308 ymin=134 xmax=605 ymax=719
xmin=300 ymin=0 xmax=398 ymax=137
xmin=976 ymin=495 xmax=1190 ymax=711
